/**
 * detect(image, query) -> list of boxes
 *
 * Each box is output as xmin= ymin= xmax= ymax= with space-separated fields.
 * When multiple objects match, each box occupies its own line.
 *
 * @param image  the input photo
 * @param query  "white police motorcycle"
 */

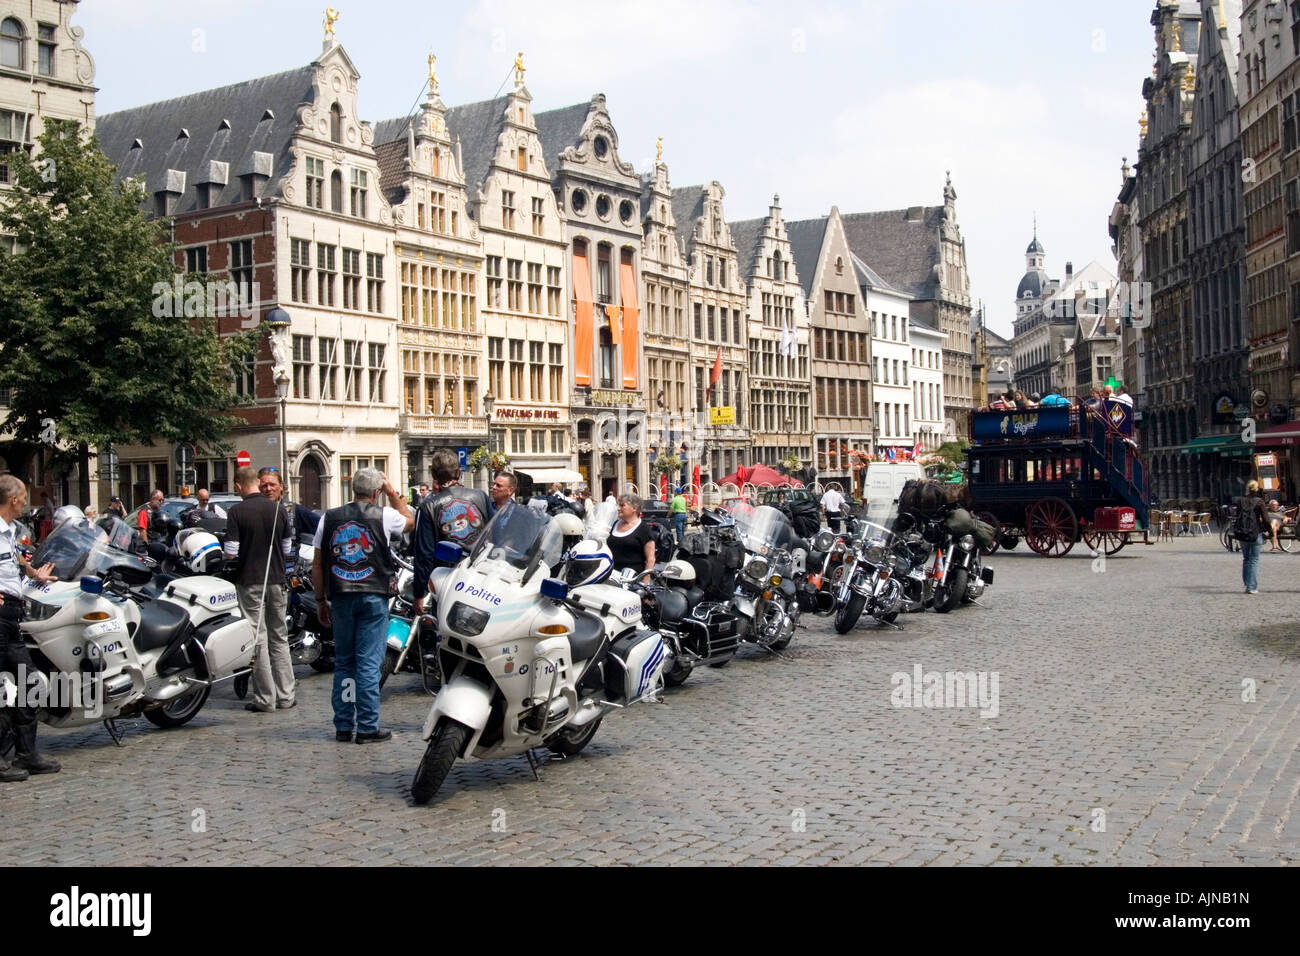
xmin=411 ymin=503 xmax=666 ymax=803
xmin=6 ymin=517 xmax=255 ymax=738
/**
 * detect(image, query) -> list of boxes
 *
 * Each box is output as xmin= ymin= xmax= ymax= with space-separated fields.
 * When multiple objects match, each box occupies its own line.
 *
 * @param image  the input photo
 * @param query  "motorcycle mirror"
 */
xmin=434 ymin=541 xmax=464 ymax=564
xmin=540 ymin=577 xmax=569 ymax=601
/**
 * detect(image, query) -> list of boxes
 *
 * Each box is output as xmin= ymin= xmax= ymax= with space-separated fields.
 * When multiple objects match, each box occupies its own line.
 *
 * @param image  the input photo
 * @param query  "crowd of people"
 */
xmin=984 ymin=383 xmax=1134 ymax=412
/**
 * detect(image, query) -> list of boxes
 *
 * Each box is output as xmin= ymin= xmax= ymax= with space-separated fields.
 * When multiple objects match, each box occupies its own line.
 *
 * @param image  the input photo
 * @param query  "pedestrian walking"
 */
xmin=312 ymin=468 xmax=414 ymax=742
xmin=1235 ymin=480 xmax=1268 ymax=594
xmin=671 ymin=486 xmax=688 ymax=544
xmin=821 ymin=485 xmax=846 ymax=533
xmin=0 ymin=475 xmax=60 ymax=783
xmin=224 ymin=466 xmax=295 ymax=713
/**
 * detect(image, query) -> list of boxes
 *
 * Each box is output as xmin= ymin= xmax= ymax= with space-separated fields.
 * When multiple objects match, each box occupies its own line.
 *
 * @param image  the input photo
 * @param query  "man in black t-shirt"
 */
xmin=225 ymin=465 xmax=295 ymax=713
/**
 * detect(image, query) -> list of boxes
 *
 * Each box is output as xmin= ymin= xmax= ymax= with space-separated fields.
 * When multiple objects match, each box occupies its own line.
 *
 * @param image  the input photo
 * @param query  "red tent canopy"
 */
xmin=718 ymin=464 xmax=803 ymax=488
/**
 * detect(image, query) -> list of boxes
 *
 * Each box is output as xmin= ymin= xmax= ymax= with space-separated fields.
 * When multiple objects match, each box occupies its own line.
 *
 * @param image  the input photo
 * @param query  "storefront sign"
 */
xmin=709 ymin=406 xmax=736 ymax=426
xmin=493 ymin=408 xmax=561 ymax=420
xmin=589 ymin=389 xmax=638 ymax=406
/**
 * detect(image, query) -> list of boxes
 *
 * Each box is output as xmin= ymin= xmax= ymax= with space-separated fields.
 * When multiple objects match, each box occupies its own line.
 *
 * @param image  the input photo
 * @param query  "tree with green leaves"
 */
xmin=0 ymin=120 xmax=256 ymax=501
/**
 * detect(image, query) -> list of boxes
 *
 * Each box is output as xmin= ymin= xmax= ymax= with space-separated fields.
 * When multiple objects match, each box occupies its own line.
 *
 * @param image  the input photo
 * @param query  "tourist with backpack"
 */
xmin=1234 ymin=480 xmax=1268 ymax=594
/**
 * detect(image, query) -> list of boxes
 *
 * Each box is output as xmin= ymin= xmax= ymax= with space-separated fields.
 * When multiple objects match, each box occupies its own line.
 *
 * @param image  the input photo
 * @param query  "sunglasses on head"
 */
xmin=258 ymin=467 xmax=278 ymax=476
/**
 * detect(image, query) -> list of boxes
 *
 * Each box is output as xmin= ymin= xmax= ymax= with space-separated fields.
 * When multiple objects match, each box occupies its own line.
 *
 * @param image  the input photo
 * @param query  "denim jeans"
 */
xmin=673 ymin=512 xmax=686 ymax=543
xmin=1241 ymin=537 xmax=1262 ymax=592
xmin=330 ymin=593 xmax=389 ymax=734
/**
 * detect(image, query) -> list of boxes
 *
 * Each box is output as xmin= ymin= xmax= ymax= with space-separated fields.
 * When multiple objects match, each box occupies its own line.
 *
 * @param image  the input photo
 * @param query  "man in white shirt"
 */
xmin=821 ymin=487 xmax=847 ymax=533
xmin=195 ymin=487 xmax=227 ymax=518
xmin=0 ymin=475 xmax=60 ymax=782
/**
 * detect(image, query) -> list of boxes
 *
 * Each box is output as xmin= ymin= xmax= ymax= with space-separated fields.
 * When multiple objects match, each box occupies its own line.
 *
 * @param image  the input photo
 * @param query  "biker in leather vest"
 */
xmin=319 ymin=500 xmax=397 ymax=597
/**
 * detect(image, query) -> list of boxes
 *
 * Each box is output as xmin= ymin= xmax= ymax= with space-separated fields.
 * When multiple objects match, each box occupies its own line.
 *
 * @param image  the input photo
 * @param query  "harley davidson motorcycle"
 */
xmin=726 ymin=503 xmax=806 ymax=652
xmin=831 ymin=520 xmax=907 ymax=632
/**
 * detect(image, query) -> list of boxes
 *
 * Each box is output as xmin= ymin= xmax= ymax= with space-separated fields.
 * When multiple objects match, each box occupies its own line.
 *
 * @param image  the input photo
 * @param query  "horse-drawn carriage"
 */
xmin=964 ymin=403 xmax=1150 ymax=557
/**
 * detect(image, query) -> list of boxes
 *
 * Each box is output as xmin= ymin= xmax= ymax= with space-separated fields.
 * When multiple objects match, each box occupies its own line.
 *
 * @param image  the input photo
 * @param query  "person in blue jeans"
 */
xmin=312 ymin=468 xmax=414 ymax=742
xmin=671 ymin=487 xmax=688 ymax=544
xmin=1238 ymin=480 xmax=1267 ymax=595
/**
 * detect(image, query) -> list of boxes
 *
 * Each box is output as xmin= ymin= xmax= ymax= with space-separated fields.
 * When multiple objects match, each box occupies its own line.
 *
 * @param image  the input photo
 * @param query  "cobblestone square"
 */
xmin=2 ymin=535 xmax=1296 ymax=866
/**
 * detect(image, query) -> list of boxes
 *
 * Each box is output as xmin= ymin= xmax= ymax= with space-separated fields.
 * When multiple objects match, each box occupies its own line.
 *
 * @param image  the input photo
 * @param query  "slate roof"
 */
xmin=781 ymin=216 xmax=828 ymax=300
xmin=850 ymin=252 xmax=907 ymax=298
xmin=438 ymin=96 xmax=510 ymax=194
xmin=839 ymin=206 xmax=946 ymax=301
xmin=727 ymin=217 xmax=765 ymax=278
xmin=533 ymin=101 xmax=592 ymax=177
xmin=670 ymin=185 xmax=706 ymax=244
xmin=95 ymin=65 xmax=316 ymax=213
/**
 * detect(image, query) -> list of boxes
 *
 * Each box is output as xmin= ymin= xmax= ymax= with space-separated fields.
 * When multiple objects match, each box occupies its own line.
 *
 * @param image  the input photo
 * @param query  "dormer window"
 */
xmin=593 ymin=135 xmax=608 ymax=159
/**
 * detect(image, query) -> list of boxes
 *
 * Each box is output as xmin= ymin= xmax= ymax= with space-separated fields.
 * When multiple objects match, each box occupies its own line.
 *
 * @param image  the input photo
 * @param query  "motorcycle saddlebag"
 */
xmin=196 ymin=613 xmax=256 ymax=680
xmin=687 ymin=602 xmax=739 ymax=663
xmin=163 ymin=577 xmax=240 ymax=627
xmin=605 ymin=628 xmax=666 ymax=703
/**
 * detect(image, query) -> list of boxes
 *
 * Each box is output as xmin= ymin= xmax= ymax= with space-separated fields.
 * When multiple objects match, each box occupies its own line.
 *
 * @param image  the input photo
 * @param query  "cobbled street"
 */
xmin=3 ymin=535 xmax=1298 ymax=866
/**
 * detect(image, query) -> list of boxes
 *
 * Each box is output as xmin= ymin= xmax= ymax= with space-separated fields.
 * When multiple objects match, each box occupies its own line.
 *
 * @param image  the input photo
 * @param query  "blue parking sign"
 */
xmin=457 ymin=447 xmax=469 ymax=470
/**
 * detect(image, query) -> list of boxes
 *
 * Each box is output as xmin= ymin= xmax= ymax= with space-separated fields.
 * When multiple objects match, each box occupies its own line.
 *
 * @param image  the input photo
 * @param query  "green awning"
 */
xmin=1179 ymin=434 xmax=1252 ymax=457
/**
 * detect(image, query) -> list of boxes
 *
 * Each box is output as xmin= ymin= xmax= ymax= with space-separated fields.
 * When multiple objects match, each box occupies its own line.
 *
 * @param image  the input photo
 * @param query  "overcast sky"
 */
xmin=80 ymin=0 xmax=1156 ymax=338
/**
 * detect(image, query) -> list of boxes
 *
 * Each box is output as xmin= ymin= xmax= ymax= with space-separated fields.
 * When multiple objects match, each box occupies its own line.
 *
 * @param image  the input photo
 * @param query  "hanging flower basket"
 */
xmin=651 ymin=453 xmax=682 ymax=477
xmin=780 ymin=453 xmax=801 ymax=473
xmin=468 ymin=446 xmax=511 ymax=473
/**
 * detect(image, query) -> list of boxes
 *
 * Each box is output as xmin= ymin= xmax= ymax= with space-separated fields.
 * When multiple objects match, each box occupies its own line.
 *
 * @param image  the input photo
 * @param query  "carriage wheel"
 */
xmin=1082 ymin=528 xmax=1126 ymax=556
xmin=1025 ymin=498 xmax=1077 ymax=557
xmin=976 ymin=511 xmax=1000 ymax=555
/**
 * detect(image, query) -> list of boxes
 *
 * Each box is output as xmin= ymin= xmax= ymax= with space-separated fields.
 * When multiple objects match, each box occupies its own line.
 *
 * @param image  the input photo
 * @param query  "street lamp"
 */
xmin=262 ymin=307 xmax=293 ymax=484
xmin=275 ymin=370 xmax=290 ymax=479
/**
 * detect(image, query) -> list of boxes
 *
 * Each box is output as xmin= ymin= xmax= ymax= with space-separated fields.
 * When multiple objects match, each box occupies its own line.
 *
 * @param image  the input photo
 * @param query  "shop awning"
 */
xmin=515 ymin=467 xmax=585 ymax=484
xmin=1179 ymin=434 xmax=1253 ymax=457
xmin=1256 ymin=421 xmax=1300 ymax=448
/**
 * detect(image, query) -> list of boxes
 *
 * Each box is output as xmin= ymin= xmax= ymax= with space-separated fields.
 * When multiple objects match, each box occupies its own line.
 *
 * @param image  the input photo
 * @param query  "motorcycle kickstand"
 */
xmin=524 ymin=747 xmax=548 ymax=778
xmin=877 ymin=617 xmax=905 ymax=631
xmin=103 ymin=718 xmax=124 ymax=747
xmin=966 ymin=598 xmax=990 ymax=609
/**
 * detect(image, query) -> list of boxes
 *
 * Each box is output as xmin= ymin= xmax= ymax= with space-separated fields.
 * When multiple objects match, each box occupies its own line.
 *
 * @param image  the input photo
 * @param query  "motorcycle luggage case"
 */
xmin=163 ymin=577 xmax=241 ymax=626
xmin=687 ymin=602 xmax=739 ymax=662
xmin=194 ymin=613 xmax=255 ymax=679
xmin=605 ymin=628 xmax=666 ymax=703
xmin=570 ymin=583 xmax=642 ymax=626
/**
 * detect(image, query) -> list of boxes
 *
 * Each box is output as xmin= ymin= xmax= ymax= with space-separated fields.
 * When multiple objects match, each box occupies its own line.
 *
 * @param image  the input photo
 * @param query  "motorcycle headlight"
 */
xmin=814 ymin=531 xmax=835 ymax=552
xmin=958 ymin=534 xmax=975 ymax=551
xmin=864 ymin=545 xmax=886 ymax=565
xmin=447 ymin=601 xmax=489 ymax=636
xmin=769 ymin=574 xmax=783 ymax=587
xmin=745 ymin=556 xmax=770 ymax=581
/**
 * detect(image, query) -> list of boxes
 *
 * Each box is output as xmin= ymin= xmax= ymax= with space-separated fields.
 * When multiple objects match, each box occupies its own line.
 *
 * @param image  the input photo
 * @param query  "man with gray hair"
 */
xmin=312 ymin=468 xmax=413 ymax=742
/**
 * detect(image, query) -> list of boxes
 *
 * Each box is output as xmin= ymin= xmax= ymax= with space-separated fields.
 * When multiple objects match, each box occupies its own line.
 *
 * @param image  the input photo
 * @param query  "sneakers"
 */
xmin=1247 ymin=589 xmax=1259 ymax=594
xmin=355 ymin=729 xmax=393 ymax=744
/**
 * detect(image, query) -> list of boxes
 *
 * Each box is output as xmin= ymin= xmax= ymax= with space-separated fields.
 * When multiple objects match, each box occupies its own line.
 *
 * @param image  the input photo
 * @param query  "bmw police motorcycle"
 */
xmin=8 ymin=516 xmax=255 ymax=736
xmin=411 ymin=503 xmax=667 ymax=803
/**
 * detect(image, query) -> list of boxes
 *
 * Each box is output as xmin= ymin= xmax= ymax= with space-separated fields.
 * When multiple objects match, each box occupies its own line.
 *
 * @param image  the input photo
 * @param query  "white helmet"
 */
xmin=52 ymin=505 xmax=85 ymax=528
xmin=552 ymin=512 xmax=584 ymax=538
xmin=564 ymin=539 xmax=613 ymax=588
xmin=177 ymin=529 xmax=223 ymax=574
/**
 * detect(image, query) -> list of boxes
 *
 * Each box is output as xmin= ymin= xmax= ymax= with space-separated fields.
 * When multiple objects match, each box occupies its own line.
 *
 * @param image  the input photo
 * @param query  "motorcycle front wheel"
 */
xmin=834 ymin=593 xmax=866 ymax=633
xmin=411 ymin=720 xmax=470 ymax=804
xmin=933 ymin=568 xmax=968 ymax=614
xmin=144 ymin=685 xmax=211 ymax=728
xmin=546 ymin=717 xmax=603 ymax=756
xmin=233 ymin=673 xmax=249 ymax=699
xmin=663 ymin=653 xmax=694 ymax=687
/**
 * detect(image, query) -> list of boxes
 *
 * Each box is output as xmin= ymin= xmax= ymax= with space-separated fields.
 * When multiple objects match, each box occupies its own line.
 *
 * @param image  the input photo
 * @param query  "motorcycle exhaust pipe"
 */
xmin=102 ymin=673 xmax=135 ymax=699
xmin=291 ymin=632 xmax=322 ymax=665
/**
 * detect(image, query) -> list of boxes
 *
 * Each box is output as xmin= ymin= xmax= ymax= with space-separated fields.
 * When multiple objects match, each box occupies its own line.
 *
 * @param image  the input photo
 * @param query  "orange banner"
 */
xmin=606 ymin=304 xmax=622 ymax=347
xmin=573 ymin=250 xmax=593 ymax=387
xmin=619 ymin=261 xmax=639 ymax=388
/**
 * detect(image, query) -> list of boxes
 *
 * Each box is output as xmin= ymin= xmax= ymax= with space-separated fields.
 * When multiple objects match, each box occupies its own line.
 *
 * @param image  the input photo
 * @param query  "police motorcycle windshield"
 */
xmin=585 ymin=500 xmax=617 ymax=542
xmin=467 ymin=502 xmax=562 ymax=584
xmin=31 ymin=516 xmax=145 ymax=582
xmin=733 ymin=505 xmax=788 ymax=555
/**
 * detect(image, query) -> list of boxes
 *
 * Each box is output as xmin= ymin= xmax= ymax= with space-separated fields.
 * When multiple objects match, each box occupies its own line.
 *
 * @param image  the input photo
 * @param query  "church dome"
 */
xmin=1017 ymin=269 xmax=1048 ymax=299
xmin=1025 ymin=235 xmax=1045 ymax=255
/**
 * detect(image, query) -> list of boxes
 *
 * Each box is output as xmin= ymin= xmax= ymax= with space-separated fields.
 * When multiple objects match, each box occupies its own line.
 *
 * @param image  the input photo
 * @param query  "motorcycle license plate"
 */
xmin=716 ymin=621 xmax=734 ymax=635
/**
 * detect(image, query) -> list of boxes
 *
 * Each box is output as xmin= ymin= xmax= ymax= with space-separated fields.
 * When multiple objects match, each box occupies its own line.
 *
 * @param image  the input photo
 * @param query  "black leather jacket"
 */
xmin=413 ymin=483 xmax=491 ymax=601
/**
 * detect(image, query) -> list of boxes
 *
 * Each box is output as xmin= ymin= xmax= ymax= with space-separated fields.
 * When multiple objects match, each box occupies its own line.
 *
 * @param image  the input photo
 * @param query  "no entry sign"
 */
xmin=236 ymin=450 xmax=251 ymax=467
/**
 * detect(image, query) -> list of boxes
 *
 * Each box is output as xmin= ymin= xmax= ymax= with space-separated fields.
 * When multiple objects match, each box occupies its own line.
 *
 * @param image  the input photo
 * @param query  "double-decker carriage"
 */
xmin=964 ymin=402 xmax=1149 ymax=557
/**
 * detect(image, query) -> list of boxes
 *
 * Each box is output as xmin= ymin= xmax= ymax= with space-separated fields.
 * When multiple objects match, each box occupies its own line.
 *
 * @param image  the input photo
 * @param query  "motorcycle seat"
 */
xmin=683 ymin=586 xmax=705 ymax=610
xmin=132 ymin=599 xmax=193 ymax=653
xmin=568 ymin=609 xmax=606 ymax=663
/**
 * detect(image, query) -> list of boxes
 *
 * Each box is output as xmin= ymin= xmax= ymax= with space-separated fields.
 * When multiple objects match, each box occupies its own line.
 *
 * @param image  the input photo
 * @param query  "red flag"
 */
xmin=660 ymin=472 xmax=668 ymax=501
xmin=692 ymin=465 xmax=701 ymax=507
xmin=708 ymin=347 xmax=722 ymax=394
xmin=912 ymin=438 xmax=922 ymax=459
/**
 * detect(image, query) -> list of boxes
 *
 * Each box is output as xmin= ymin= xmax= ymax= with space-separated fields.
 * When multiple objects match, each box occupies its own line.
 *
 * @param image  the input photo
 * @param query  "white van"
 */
xmin=863 ymin=461 xmax=923 ymax=524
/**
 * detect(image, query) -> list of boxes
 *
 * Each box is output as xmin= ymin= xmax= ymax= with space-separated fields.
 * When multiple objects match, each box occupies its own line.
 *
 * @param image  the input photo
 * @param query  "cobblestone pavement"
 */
xmin=3 ymin=534 xmax=1298 ymax=866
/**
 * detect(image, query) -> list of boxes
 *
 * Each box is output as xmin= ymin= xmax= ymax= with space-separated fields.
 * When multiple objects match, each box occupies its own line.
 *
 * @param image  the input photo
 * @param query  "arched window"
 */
xmin=774 ymin=250 xmax=784 ymax=282
xmin=330 ymin=170 xmax=343 ymax=213
xmin=0 ymin=18 xmax=24 ymax=70
xmin=330 ymin=102 xmax=342 ymax=144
